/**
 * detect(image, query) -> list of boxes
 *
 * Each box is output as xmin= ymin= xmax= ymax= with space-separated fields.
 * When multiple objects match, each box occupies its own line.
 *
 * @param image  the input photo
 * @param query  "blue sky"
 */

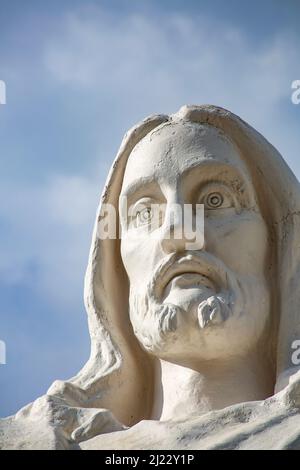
xmin=0 ymin=0 xmax=299 ymax=417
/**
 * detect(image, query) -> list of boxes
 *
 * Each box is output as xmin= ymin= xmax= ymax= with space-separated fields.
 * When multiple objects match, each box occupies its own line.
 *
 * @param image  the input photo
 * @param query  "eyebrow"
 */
xmin=121 ymin=178 xmax=162 ymax=201
xmin=121 ymin=160 xmax=250 ymax=200
xmin=181 ymin=158 xmax=247 ymax=179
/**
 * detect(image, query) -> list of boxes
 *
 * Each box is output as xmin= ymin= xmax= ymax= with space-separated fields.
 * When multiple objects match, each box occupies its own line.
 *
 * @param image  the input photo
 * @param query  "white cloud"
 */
xmin=0 ymin=174 xmax=100 ymax=310
xmin=43 ymin=9 xmax=299 ymax=118
xmin=42 ymin=7 xmax=300 ymax=179
xmin=42 ymin=7 xmax=300 ymax=180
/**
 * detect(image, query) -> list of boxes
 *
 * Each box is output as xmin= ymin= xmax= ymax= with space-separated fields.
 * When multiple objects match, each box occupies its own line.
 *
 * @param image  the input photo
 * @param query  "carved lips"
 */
xmin=150 ymin=253 xmax=228 ymax=300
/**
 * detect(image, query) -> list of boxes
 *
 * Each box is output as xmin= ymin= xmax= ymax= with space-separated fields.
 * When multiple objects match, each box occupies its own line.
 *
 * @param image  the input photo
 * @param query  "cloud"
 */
xmin=43 ymin=8 xmax=299 ymax=124
xmin=0 ymin=172 xmax=100 ymax=415
xmin=41 ymin=6 xmax=300 ymax=179
xmin=0 ymin=174 xmax=100 ymax=310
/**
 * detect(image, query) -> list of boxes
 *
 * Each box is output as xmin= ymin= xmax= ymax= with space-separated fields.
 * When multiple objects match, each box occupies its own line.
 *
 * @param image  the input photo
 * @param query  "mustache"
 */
xmin=148 ymin=251 xmax=230 ymax=300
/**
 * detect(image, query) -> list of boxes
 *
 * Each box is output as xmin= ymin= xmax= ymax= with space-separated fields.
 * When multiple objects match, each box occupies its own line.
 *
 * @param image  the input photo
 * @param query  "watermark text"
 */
xmin=0 ymin=340 xmax=6 ymax=364
xmin=0 ymin=80 xmax=6 ymax=105
xmin=97 ymin=200 xmax=205 ymax=250
xmin=291 ymin=340 xmax=300 ymax=365
xmin=291 ymin=80 xmax=300 ymax=105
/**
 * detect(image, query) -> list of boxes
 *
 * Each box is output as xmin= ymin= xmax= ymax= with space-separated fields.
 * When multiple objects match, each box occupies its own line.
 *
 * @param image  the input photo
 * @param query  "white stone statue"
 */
xmin=1 ymin=105 xmax=300 ymax=450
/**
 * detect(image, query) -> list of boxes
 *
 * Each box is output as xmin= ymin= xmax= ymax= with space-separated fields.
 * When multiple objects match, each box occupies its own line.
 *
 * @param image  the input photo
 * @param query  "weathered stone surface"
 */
xmin=81 ymin=377 xmax=300 ymax=450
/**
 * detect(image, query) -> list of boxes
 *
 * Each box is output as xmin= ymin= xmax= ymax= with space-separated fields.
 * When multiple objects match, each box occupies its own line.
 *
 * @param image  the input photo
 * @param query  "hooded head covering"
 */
xmin=48 ymin=105 xmax=300 ymax=426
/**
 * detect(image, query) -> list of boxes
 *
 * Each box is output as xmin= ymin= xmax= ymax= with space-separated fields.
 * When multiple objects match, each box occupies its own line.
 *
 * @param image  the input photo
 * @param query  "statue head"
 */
xmin=120 ymin=120 xmax=270 ymax=363
xmin=48 ymin=105 xmax=300 ymax=427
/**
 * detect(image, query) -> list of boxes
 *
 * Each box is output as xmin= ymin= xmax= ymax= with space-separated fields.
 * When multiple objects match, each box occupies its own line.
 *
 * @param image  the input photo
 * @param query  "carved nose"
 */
xmin=160 ymin=203 xmax=205 ymax=254
xmin=160 ymin=204 xmax=183 ymax=254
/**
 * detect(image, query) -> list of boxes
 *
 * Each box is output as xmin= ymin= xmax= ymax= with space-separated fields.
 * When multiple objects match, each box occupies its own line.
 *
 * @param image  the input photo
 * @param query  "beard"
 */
xmin=128 ymin=252 xmax=269 ymax=360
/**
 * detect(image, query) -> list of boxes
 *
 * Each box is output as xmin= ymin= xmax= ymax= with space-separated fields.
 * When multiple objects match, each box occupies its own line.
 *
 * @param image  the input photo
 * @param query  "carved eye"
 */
xmin=128 ymin=199 xmax=165 ymax=231
xmin=136 ymin=207 xmax=153 ymax=226
xmin=205 ymin=192 xmax=224 ymax=209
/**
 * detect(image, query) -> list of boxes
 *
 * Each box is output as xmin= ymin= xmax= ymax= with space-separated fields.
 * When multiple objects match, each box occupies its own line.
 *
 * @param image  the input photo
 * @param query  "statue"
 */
xmin=1 ymin=105 xmax=300 ymax=450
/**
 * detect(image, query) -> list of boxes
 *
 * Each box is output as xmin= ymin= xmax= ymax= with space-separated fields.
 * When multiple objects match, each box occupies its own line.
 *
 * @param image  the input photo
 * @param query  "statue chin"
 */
xmin=162 ymin=280 xmax=232 ymax=329
xmin=128 ymin=248 xmax=269 ymax=361
xmin=129 ymin=273 xmax=269 ymax=363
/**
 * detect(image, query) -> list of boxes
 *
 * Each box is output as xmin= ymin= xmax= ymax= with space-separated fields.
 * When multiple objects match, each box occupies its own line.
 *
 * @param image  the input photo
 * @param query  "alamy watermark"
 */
xmin=0 ymin=80 xmax=6 ymax=105
xmin=97 ymin=200 xmax=205 ymax=250
xmin=291 ymin=340 xmax=300 ymax=365
xmin=291 ymin=80 xmax=300 ymax=105
xmin=0 ymin=340 xmax=6 ymax=364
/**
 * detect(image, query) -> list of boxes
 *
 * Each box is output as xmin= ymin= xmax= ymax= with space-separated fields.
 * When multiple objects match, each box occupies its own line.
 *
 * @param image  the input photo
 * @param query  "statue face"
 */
xmin=119 ymin=121 xmax=270 ymax=362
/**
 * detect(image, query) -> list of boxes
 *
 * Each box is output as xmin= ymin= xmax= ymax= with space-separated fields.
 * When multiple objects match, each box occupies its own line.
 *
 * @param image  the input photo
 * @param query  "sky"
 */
xmin=0 ymin=0 xmax=300 ymax=417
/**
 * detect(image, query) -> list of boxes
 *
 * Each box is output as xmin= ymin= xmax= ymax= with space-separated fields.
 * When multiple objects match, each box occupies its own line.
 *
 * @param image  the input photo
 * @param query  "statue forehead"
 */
xmin=122 ymin=121 xmax=248 ymax=189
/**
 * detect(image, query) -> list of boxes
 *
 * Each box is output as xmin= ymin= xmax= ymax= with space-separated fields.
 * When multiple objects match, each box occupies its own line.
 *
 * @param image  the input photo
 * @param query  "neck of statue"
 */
xmin=150 ymin=351 xmax=274 ymax=421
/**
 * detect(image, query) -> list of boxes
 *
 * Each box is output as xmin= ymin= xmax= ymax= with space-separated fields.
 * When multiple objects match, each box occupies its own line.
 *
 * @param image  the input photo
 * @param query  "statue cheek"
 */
xmin=205 ymin=213 xmax=268 ymax=273
xmin=120 ymin=234 xmax=162 ymax=281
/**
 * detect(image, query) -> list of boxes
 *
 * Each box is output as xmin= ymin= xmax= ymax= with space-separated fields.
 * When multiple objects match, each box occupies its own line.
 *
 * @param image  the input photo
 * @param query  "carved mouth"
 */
xmin=151 ymin=254 xmax=226 ymax=300
xmin=166 ymin=270 xmax=215 ymax=291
